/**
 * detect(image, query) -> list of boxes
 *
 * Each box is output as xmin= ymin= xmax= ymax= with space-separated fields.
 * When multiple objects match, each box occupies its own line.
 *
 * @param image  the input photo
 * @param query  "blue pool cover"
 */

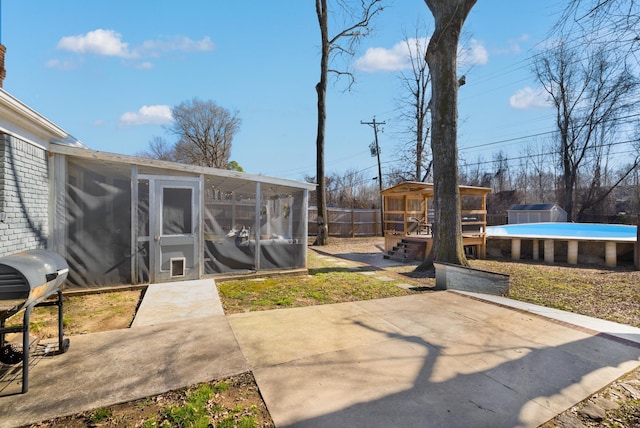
xmin=486 ymin=222 xmax=637 ymax=241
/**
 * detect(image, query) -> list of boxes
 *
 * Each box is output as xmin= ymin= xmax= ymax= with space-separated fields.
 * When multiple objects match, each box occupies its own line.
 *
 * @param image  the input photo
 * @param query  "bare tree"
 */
xmin=575 ymin=129 xmax=640 ymax=221
xmin=314 ymin=0 xmax=384 ymax=245
xmin=557 ymin=1 xmax=640 ymax=65
xmin=416 ymin=0 xmax=477 ymax=270
xmin=618 ymin=157 xmax=640 ymax=217
xmin=395 ymin=23 xmax=432 ymax=182
xmin=137 ymin=136 xmax=176 ymax=162
xmin=534 ymin=42 xmax=639 ymax=220
xmin=492 ymin=150 xmax=511 ymax=194
xmin=168 ymin=98 xmax=241 ymax=169
xmin=307 ymin=169 xmax=379 ymax=209
xmin=518 ymin=140 xmax=557 ymax=203
xmin=459 ymin=155 xmax=491 ymax=188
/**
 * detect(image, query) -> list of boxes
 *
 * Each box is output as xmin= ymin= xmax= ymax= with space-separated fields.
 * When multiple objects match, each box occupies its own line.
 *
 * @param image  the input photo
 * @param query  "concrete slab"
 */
xmin=373 ymin=275 xmax=394 ymax=282
xmin=228 ymin=292 xmax=640 ymax=428
xmin=453 ymin=290 xmax=640 ymax=346
xmin=131 ymin=279 xmax=224 ymax=327
xmin=0 ymin=315 xmax=248 ymax=428
xmin=337 ymin=252 xmax=419 ymax=269
xmin=395 ymin=283 xmax=416 ymax=290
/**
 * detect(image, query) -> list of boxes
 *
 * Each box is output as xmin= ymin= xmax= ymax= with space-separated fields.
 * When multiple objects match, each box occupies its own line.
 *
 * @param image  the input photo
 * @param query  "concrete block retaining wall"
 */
xmin=434 ymin=261 xmax=510 ymax=296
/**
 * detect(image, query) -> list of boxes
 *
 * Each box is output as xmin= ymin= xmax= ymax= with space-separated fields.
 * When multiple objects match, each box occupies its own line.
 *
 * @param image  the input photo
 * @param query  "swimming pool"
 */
xmin=485 ymin=222 xmax=637 ymax=267
xmin=486 ymin=222 xmax=637 ymax=241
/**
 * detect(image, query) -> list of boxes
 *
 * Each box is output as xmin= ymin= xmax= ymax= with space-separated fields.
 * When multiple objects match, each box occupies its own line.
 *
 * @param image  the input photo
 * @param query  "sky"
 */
xmin=1 ymin=1 xmax=578 ymax=184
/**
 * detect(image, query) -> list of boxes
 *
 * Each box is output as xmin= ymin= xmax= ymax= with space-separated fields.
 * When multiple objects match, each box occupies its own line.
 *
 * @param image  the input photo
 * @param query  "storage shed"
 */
xmin=507 ymin=203 xmax=567 ymax=224
xmin=0 ymin=89 xmax=315 ymax=289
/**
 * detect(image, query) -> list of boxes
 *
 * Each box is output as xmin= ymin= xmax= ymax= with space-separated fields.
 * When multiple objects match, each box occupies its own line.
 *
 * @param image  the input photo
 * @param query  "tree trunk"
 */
xmin=418 ymin=0 xmax=476 ymax=269
xmin=564 ymin=166 xmax=574 ymax=221
xmin=313 ymin=0 xmax=382 ymax=244
xmin=314 ymin=0 xmax=329 ymax=245
xmin=315 ymin=81 xmax=328 ymax=245
xmin=416 ymin=107 xmax=423 ymax=181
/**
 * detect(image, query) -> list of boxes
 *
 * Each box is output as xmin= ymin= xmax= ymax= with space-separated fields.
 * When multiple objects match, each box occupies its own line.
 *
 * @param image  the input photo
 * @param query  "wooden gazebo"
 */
xmin=381 ymin=182 xmax=492 ymax=260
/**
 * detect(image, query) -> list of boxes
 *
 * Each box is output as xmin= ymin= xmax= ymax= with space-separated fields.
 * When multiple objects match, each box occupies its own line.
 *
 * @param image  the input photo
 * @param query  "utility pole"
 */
xmin=361 ymin=117 xmax=385 ymax=237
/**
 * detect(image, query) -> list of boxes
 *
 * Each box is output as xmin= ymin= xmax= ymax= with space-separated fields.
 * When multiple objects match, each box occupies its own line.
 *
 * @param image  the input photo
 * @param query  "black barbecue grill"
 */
xmin=0 ymin=249 xmax=70 ymax=393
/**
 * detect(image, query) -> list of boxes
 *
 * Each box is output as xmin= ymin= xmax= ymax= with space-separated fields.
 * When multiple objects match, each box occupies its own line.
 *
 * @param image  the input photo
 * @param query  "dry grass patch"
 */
xmin=471 ymin=259 xmax=640 ymax=328
xmin=4 ymin=289 xmax=142 ymax=338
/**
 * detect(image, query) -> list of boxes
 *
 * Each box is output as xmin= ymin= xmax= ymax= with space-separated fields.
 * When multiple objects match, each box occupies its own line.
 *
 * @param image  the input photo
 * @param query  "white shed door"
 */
xmin=151 ymin=179 xmax=200 ymax=283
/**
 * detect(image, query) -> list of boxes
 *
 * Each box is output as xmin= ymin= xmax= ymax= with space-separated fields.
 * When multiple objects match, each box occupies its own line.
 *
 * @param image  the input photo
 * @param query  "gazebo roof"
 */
xmin=381 ymin=181 xmax=492 ymax=197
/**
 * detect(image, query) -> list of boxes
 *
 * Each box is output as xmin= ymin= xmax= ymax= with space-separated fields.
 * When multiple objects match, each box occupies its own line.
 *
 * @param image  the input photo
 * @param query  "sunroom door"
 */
xmin=151 ymin=179 xmax=200 ymax=283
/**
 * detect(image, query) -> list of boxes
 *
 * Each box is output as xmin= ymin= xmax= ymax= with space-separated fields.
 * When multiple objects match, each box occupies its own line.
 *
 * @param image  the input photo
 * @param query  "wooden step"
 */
xmin=384 ymin=239 xmax=426 ymax=262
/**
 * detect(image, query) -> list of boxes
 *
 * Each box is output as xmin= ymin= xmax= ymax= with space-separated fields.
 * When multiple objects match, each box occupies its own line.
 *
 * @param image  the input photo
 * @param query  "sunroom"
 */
xmin=48 ymin=145 xmax=315 ymax=288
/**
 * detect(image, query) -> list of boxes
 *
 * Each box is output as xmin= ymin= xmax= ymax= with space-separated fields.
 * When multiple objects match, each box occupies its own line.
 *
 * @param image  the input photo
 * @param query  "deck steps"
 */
xmin=383 ymin=238 xmax=426 ymax=262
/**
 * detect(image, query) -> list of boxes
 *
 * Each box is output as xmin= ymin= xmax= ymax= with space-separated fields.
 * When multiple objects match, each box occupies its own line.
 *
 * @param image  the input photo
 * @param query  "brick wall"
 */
xmin=0 ymin=133 xmax=49 ymax=256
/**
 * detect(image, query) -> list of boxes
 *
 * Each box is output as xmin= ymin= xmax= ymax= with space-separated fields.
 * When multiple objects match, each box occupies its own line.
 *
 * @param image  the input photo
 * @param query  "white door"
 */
xmin=150 ymin=179 xmax=200 ymax=283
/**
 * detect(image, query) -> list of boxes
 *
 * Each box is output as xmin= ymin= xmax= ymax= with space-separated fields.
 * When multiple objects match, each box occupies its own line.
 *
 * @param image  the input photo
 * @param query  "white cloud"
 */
xmin=354 ymin=37 xmax=488 ymax=73
xmin=509 ymin=87 xmax=551 ymax=109
xmin=137 ymin=36 xmax=215 ymax=55
xmin=45 ymin=58 xmax=82 ymax=70
xmin=507 ymin=34 xmax=529 ymax=55
xmin=57 ymin=29 xmax=135 ymax=58
xmin=354 ymin=38 xmax=429 ymax=73
xmin=119 ymin=105 xmax=173 ymax=127
xmin=54 ymin=30 xmax=215 ymax=69
xmin=492 ymin=34 xmax=530 ymax=55
xmin=354 ymin=39 xmax=420 ymax=72
xmin=458 ymin=39 xmax=489 ymax=68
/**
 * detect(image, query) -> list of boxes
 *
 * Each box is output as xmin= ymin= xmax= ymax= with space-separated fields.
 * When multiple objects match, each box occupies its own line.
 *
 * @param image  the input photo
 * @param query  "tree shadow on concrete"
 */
xmin=282 ymin=320 xmax=640 ymax=428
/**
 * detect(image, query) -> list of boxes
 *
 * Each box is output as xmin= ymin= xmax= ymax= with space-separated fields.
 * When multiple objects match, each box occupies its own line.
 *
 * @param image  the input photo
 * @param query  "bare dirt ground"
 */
xmin=28 ymin=372 xmax=273 ymax=428
xmin=16 ymin=289 xmax=143 ymax=339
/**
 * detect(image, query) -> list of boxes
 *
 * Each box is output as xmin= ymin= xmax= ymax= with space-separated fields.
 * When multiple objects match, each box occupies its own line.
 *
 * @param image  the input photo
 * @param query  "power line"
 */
xmin=460 ymin=112 xmax=640 ymax=153
xmin=459 ymin=138 xmax=640 ymax=171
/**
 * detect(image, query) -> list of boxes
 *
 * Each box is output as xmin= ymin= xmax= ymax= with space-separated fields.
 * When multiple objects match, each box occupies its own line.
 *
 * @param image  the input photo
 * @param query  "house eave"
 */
xmin=0 ymin=89 xmax=69 ymax=146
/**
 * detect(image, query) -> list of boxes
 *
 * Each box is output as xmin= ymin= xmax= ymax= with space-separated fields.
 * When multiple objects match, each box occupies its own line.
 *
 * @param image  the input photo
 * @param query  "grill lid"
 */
xmin=0 ymin=250 xmax=69 ymax=301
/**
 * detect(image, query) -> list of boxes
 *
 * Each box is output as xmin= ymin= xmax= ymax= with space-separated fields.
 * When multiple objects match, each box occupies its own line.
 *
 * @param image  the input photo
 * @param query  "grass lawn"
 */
xmin=217 ymin=250 xmax=430 ymax=314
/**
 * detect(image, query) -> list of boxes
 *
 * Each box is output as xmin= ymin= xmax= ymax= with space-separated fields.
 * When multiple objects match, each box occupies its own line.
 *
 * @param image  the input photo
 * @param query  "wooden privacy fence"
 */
xmin=308 ymin=207 xmax=381 ymax=237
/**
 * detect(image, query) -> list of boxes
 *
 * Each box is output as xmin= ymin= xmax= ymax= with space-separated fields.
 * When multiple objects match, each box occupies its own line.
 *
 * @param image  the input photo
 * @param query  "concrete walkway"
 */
xmin=0 ymin=274 xmax=639 ymax=427
xmin=132 ymin=279 xmax=225 ymax=327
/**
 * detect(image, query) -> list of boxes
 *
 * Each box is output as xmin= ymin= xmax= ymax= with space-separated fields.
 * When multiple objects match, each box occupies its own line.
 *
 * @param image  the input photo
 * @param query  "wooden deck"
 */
xmin=381 ymin=182 xmax=491 ymax=262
